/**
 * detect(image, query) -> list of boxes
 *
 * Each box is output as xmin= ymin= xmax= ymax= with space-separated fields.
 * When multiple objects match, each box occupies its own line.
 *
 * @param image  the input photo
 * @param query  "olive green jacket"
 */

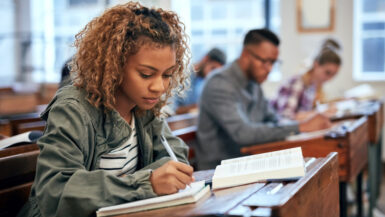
xmin=18 ymin=85 xmax=189 ymax=217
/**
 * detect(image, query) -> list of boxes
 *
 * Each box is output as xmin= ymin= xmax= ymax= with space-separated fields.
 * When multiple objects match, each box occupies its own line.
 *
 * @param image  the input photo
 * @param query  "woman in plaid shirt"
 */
xmin=271 ymin=39 xmax=342 ymax=120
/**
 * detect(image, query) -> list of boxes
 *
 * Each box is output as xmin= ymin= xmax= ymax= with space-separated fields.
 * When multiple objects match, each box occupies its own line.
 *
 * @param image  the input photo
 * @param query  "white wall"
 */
xmin=264 ymin=0 xmax=385 ymax=99
xmin=265 ymin=0 xmax=385 ymax=159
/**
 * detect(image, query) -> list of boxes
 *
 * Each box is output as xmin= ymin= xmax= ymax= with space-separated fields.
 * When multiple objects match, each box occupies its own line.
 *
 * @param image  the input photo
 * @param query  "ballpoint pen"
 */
xmin=160 ymin=135 xmax=194 ymax=188
xmin=160 ymin=135 xmax=178 ymax=162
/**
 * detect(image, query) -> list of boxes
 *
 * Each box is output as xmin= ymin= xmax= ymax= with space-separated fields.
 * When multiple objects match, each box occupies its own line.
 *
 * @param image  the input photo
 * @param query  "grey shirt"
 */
xmin=196 ymin=61 xmax=299 ymax=170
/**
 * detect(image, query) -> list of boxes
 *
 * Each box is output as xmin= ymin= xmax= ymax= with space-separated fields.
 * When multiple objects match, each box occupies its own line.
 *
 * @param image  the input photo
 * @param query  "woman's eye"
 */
xmin=163 ymin=74 xmax=173 ymax=78
xmin=139 ymin=72 xmax=152 ymax=78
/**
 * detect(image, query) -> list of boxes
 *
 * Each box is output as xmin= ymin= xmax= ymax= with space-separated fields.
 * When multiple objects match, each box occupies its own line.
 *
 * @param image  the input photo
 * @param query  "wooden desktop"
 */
xmin=330 ymin=100 xmax=383 ymax=217
xmin=109 ymin=153 xmax=339 ymax=217
xmin=241 ymin=116 xmax=369 ymax=217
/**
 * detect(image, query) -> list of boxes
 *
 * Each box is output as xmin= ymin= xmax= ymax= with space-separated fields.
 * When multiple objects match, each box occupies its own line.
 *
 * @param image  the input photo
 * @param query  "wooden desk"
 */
xmin=331 ymin=100 xmax=383 ymax=144
xmin=0 ymin=93 xmax=38 ymax=116
xmin=0 ymin=112 xmax=43 ymax=136
xmin=110 ymin=153 xmax=339 ymax=217
xmin=167 ymin=113 xmax=199 ymax=167
xmin=241 ymin=117 xmax=369 ymax=217
xmin=331 ymin=100 xmax=383 ymax=217
xmin=0 ymin=143 xmax=39 ymax=158
xmin=167 ymin=113 xmax=198 ymax=131
xmin=0 ymin=119 xmax=11 ymax=136
xmin=0 ymin=149 xmax=39 ymax=217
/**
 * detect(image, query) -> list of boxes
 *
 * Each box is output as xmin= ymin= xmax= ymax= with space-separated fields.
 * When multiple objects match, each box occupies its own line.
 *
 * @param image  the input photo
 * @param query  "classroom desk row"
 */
xmin=0 ymin=145 xmax=339 ymax=217
xmin=113 ymin=153 xmax=339 ymax=217
xmin=0 ymin=100 xmax=383 ymax=217
xmin=167 ymin=99 xmax=384 ymax=217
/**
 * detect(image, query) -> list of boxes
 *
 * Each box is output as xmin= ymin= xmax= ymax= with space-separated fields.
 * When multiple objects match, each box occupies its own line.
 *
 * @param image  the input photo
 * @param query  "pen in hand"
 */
xmin=160 ymin=135 xmax=193 ymax=188
xmin=160 ymin=135 xmax=179 ymax=162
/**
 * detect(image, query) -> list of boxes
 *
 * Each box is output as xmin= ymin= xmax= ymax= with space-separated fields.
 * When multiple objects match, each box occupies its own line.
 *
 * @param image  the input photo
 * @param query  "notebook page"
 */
xmin=97 ymin=181 xmax=205 ymax=213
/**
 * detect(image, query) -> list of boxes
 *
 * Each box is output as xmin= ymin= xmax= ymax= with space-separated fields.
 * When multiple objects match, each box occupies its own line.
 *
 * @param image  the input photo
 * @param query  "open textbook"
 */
xmin=0 ymin=131 xmax=43 ymax=150
xmin=285 ymin=121 xmax=353 ymax=141
xmin=212 ymin=147 xmax=305 ymax=190
xmin=96 ymin=181 xmax=210 ymax=217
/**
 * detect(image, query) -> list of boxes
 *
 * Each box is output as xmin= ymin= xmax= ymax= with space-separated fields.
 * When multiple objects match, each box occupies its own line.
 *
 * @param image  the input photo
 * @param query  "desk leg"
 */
xmin=368 ymin=142 xmax=378 ymax=217
xmin=376 ymin=133 xmax=383 ymax=200
xmin=340 ymin=182 xmax=348 ymax=217
xmin=357 ymin=172 xmax=363 ymax=217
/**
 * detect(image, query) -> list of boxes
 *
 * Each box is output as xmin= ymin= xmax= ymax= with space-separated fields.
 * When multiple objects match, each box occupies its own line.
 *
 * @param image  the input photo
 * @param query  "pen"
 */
xmin=160 ymin=135 xmax=179 ymax=162
xmin=161 ymin=135 xmax=193 ymax=189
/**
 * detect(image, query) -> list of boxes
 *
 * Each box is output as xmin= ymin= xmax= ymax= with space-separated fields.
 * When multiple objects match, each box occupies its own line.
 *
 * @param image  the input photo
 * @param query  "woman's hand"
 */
xmin=150 ymin=161 xmax=194 ymax=195
xmin=299 ymin=113 xmax=332 ymax=132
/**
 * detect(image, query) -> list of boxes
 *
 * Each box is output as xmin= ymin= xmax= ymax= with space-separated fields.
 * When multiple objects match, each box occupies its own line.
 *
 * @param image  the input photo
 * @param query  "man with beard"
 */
xmin=173 ymin=48 xmax=226 ymax=114
xmin=196 ymin=29 xmax=332 ymax=170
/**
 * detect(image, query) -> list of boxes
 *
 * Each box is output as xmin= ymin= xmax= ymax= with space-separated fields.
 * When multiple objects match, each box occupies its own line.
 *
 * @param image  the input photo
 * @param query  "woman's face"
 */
xmin=117 ymin=44 xmax=176 ymax=111
xmin=312 ymin=62 xmax=340 ymax=86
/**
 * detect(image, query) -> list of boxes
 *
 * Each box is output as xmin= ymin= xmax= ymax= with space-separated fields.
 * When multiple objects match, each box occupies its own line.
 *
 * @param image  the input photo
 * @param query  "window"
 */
xmin=353 ymin=0 xmax=385 ymax=81
xmin=0 ymin=0 xmax=16 ymax=86
xmin=1 ymin=0 xmax=280 ymax=86
xmin=183 ymin=0 xmax=281 ymax=81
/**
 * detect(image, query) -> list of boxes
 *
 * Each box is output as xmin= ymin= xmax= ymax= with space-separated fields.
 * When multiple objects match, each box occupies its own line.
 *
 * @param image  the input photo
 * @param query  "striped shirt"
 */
xmin=99 ymin=115 xmax=138 ymax=176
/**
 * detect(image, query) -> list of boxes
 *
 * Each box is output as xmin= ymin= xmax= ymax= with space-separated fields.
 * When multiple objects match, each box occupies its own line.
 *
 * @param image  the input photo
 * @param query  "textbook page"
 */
xmin=286 ymin=128 xmax=331 ymax=141
xmin=221 ymin=147 xmax=302 ymax=165
xmin=96 ymin=181 xmax=209 ymax=217
xmin=286 ymin=120 xmax=353 ymax=141
xmin=212 ymin=148 xmax=305 ymax=189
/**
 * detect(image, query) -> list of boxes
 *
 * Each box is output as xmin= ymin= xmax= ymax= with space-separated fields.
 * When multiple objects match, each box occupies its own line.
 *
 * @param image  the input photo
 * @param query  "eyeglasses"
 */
xmin=247 ymin=49 xmax=282 ymax=67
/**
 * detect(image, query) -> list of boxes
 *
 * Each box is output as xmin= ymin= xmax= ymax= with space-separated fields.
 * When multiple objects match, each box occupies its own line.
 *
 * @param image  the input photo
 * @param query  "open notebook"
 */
xmin=212 ymin=147 xmax=306 ymax=190
xmin=96 ymin=181 xmax=210 ymax=217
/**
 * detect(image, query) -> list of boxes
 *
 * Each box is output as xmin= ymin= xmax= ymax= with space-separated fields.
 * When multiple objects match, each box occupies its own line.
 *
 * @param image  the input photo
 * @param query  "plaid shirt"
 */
xmin=271 ymin=75 xmax=316 ymax=119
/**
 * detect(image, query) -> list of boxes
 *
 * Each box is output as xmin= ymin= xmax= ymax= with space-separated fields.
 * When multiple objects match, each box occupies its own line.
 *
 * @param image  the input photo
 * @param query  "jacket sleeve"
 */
xmin=34 ymin=101 xmax=157 ymax=217
xmin=201 ymin=76 xmax=299 ymax=146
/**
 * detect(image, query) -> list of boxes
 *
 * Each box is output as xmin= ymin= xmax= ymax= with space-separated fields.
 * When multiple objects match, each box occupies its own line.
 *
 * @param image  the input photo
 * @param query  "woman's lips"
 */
xmin=143 ymin=97 xmax=159 ymax=104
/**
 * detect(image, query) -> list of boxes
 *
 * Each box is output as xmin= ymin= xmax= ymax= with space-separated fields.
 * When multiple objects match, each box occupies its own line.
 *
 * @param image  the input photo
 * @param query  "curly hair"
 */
xmin=71 ymin=2 xmax=190 ymax=116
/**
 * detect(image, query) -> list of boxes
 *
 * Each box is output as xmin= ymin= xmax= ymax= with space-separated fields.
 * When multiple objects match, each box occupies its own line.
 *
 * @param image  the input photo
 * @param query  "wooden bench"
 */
xmin=0 ymin=149 xmax=39 ymax=217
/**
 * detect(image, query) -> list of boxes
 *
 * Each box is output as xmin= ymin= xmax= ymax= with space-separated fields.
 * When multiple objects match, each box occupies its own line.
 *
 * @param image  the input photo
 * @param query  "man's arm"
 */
xmin=201 ymin=76 xmax=299 ymax=146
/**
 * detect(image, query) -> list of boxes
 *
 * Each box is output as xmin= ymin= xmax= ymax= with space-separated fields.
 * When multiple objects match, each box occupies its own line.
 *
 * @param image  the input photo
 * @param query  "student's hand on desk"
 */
xmin=295 ymin=111 xmax=317 ymax=122
xmin=299 ymin=113 xmax=332 ymax=132
xmin=322 ymin=105 xmax=338 ymax=118
xmin=150 ymin=161 xmax=195 ymax=195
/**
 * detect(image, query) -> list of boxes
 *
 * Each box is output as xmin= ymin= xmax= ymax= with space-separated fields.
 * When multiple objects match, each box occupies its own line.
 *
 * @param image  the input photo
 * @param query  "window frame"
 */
xmin=353 ymin=0 xmax=385 ymax=81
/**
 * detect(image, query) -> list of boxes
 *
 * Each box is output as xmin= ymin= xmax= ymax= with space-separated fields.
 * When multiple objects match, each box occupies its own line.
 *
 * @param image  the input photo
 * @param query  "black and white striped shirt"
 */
xmin=99 ymin=115 xmax=138 ymax=176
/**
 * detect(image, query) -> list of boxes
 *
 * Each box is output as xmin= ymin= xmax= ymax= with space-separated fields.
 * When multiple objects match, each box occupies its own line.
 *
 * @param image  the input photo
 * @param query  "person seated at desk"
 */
xmin=196 ymin=29 xmax=331 ymax=170
xmin=271 ymin=39 xmax=341 ymax=120
xmin=173 ymin=48 xmax=226 ymax=114
xmin=18 ymin=3 xmax=194 ymax=217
